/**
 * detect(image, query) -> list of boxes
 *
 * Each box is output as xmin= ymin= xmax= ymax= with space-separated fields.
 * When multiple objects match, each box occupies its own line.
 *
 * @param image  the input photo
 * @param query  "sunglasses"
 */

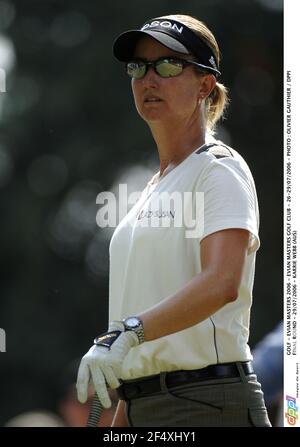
xmin=126 ymin=57 xmax=208 ymax=80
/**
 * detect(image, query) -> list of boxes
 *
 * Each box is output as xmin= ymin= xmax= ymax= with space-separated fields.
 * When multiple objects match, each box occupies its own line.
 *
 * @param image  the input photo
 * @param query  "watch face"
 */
xmin=125 ymin=317 xmax=140 ymax=328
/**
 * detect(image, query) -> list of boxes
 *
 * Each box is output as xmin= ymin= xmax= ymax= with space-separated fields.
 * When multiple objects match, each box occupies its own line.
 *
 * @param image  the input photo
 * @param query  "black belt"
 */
xmin=117 ymin=361 xmax=254 ymax=401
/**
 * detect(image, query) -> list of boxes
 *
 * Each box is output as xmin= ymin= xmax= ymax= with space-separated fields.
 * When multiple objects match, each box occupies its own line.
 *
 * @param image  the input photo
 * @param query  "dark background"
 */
xmin=0 ymin=0 xmax=282 ymax=425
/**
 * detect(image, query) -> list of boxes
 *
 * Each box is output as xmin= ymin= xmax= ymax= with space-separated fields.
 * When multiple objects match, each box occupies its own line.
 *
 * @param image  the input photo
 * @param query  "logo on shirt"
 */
xmin=96 ymin=185 xmax=204 ymax=238
xmin=137 ymin=209 xmax=176 ymax=220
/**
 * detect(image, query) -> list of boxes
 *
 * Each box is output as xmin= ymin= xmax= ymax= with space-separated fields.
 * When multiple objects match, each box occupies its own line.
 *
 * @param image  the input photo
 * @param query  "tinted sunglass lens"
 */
xmin=156 ymin=60 xmax=183 ymax=77
xmin=127 ymin=62 xmax=146 ymax=79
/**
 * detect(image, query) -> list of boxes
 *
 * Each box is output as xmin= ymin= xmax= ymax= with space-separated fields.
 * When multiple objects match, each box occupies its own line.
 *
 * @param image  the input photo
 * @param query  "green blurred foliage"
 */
xmin=0 ymin=0 xmax=282 ymax=424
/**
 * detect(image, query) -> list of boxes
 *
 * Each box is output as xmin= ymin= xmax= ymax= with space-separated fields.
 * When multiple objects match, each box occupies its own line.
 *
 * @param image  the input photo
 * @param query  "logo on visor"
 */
xmin=209 ymin=56 xmax=217 ymax=70
xmin=141 ymin=20 xmax=183 ymax=34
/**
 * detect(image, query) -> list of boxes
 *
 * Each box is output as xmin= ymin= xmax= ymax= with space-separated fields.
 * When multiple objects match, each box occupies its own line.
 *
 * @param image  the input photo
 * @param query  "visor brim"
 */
xmin=113 ymin=29 xmax=190 ymax=62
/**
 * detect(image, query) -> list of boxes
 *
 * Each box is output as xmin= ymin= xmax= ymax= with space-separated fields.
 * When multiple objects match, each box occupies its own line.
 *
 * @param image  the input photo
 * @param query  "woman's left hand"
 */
xmin=76 ymin=321 xmax=139 ymax=408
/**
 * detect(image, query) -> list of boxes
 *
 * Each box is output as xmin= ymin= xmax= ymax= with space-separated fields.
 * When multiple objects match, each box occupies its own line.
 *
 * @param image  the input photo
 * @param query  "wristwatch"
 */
xmin=122 ymin=316 xmax=145 ymax=344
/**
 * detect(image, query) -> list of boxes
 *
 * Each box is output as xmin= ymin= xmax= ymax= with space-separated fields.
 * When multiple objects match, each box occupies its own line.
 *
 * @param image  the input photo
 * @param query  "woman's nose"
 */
xmin=141 ymin=66 xmax=160 ymax=86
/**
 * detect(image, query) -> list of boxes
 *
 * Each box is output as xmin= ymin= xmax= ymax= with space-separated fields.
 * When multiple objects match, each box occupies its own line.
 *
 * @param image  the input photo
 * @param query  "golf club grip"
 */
xmin=86 ymin=393 xmax=104 ymax=427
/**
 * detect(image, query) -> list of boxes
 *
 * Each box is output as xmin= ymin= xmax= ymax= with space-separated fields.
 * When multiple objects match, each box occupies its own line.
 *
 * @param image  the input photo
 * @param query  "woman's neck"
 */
xmin=149 ymin=117 xmax=206 ymax=178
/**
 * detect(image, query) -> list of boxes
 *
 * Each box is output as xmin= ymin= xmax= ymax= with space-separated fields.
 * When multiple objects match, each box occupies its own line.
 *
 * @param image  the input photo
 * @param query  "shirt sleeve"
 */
xmin=196 ymin=156 xmax=260 ymax=254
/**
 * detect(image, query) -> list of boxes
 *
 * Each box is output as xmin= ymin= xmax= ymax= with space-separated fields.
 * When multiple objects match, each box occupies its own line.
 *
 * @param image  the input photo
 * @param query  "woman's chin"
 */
xmin=139 ymin=110 xmax=168 ymax=124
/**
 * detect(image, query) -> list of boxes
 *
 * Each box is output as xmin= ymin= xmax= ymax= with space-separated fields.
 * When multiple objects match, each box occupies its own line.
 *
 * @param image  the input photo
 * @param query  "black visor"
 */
xmin=113 ymin=18 xmax=221 ymax=78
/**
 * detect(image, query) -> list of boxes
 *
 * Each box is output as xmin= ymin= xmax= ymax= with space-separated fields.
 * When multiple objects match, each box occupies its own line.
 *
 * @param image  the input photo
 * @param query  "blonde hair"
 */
xmin=161 ymin=14 xmax=229 ymax=133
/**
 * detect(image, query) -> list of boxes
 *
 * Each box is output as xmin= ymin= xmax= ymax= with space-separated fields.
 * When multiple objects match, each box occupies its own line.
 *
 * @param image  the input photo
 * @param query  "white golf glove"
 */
xmin=76 ymin=321 xmax=140 ymax=408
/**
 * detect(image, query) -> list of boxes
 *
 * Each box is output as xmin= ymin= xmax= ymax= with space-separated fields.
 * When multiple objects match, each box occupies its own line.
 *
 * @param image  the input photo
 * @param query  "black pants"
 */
xmin=124 ymin=363 xmax=271 ymax=427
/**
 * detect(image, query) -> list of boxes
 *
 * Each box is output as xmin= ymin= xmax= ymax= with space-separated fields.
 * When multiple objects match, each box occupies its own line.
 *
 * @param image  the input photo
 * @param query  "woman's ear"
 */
xmin=198 ymin=74 xmax=216 ymax=100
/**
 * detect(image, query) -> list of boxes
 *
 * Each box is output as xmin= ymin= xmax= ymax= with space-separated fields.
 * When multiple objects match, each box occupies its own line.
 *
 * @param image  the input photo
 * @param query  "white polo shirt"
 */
xmin=109 ymin=140 xmax=260 ymax=380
